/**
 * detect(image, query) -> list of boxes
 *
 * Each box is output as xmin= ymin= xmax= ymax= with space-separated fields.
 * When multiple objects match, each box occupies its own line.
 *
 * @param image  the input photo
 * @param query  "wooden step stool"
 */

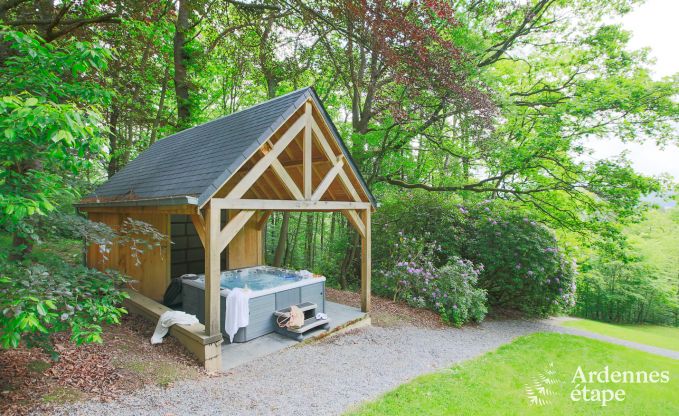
xmin=273 ymin=302 xmax=330 ymax=341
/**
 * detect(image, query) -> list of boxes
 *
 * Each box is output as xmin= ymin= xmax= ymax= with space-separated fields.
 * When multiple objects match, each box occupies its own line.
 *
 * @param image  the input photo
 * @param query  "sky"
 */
xmin=586 ymin=0 xmax=679 ymax=181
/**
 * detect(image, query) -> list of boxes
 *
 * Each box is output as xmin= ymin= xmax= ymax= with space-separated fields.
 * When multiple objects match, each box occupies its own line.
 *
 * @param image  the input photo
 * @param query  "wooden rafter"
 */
xmin=190 ymin=214 xmax=206 ymax=248
xmin=341 ymin=209 xmax=366 ymax=238
xmin=212 ymin=198 xmax=370 ymax=211
xmin=225 ymin=115 xmax=305 ymax=200
xmin=311 ymin=119 xmax=362 ymax=202
xmin=304 ymin=101 xmax=313 ymax=199
xmin=256 ymin=210 xmax=272 ymax=230
xmin=270 ymin=158 xmax=304 ymax=200
xmin=216 ymin=210 xmax=256 ymax=252
xmin=312 ymin=156 xmax=344 ymax=201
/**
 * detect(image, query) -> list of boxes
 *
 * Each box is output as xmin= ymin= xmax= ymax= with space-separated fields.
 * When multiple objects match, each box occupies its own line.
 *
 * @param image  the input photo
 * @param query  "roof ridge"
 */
xmin=152 ymin=87 xmax=313 ymax=147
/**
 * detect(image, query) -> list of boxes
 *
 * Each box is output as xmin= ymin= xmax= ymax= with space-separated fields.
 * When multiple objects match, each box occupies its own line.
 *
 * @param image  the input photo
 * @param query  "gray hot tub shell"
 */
xmin=181 ymin=275 xmax=325 ymax=343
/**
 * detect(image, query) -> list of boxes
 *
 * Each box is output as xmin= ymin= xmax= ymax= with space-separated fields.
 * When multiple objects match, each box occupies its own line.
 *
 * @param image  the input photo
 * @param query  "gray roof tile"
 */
xmin=84 ymin=87 xmax=376 ymax=207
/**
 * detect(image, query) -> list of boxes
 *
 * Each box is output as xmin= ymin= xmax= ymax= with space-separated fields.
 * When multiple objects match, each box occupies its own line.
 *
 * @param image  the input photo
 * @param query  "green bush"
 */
xmin=375 ymin=233 xmax=487 ymax=326
xmin=0 ymin=213 xmax=168 ymax=354
xmin=458 ymin=201 xmax=577 ymax=316
xmin=373 ymin=191 xmax=577 ymax=316
xmin=0 ymin=257 xmax=129 ymax=354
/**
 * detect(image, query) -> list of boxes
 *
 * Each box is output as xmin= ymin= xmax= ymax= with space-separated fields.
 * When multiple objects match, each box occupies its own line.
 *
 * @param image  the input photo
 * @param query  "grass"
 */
xmin=42 ymin=387 xmax=83 ymax=405
xmin=348 ymin=333 xmax=679 ymax=415
xmin=561 ymin=319 xmax=679 ymax=352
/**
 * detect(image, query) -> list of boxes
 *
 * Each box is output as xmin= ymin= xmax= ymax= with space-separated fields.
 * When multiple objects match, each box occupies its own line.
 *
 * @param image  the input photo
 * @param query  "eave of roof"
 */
xmin=75 ymin=195 xmax=198 ymax=209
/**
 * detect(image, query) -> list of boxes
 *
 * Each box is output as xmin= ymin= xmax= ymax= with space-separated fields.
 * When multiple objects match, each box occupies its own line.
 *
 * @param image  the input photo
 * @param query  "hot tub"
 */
xmin=181 ymin=266 xmax=326 ymax=343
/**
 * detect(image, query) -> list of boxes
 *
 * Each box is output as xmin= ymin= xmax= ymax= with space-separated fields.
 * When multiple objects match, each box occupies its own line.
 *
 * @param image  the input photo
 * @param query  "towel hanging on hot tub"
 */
xmin=224 ymin=287 xmax=250 ymax=342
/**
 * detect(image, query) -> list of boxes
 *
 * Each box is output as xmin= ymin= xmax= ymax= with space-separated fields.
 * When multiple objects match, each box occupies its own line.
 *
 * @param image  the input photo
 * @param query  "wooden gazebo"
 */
xmin=76 ymin=88 xmax=376 ymax=370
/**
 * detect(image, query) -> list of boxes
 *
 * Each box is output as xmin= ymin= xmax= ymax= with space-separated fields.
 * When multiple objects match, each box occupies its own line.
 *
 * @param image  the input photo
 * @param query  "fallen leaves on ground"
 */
xmin=0 ymin=315 xmax=204 ymax=415
xmin=326 ymin=287 xmax=447 ymax=329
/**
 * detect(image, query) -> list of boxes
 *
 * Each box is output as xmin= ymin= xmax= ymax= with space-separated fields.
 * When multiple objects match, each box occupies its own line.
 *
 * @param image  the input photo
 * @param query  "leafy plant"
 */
xmin=0 ymin=27 xmax=110 ymax=258
xmin=0 ymin=259 xmax=128 ymax=355
xmin=457 ymin=201 xmax=577 ymax=316
xmin=375 ymin=233 xmax=487 ymax=326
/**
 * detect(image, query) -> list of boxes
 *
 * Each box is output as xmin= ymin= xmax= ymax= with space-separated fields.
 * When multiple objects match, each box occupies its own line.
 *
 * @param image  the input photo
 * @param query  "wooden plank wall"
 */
xmin=227 ymin=212 xmax=263 ymax=269
xmin=86 ymin=212 xmax=171 ymax=302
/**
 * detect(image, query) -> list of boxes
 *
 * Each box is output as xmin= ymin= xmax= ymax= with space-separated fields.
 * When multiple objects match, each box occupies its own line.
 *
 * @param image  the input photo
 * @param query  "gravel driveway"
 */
xmin=53 ymin=319 xmax=553 ymax=416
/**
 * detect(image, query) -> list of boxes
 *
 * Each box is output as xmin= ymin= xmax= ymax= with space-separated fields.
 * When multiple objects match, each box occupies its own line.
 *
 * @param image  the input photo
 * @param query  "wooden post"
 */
xmin=204 ymin=201 xmax=221 ymax=337
xmin=304 ymin=101 xmax=312 ymax=199
xmin=360 ymin=208 xmax=371 ymax=312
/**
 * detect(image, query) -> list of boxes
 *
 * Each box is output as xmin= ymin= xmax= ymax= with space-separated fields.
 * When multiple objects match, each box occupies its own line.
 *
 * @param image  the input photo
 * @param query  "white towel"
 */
xmin=224 ymin=288 xmax=250 ymax=342
xmin=151 ymin=311 xmax=199 ymax=344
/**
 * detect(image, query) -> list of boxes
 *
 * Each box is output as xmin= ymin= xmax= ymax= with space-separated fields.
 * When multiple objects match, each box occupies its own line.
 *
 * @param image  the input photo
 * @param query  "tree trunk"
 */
xmin=304 ymin=214 xmax=313 ymax=267
xmin=339 ymin=229 xmax=359 ymax=290
xmin=150 ymin=65 xmax=170 ymax=145
xmin=286 ymin=213 xmax=303 ymax=266
xmin=9 ymin=160 xmax=41 ymax=260
xmin=173 ymin=0 xmax=191 ymax=128
xmin=273 ymin=212 xmax=289 ymax=267
xmin=106 ymin=107 xmax=120 ymax=178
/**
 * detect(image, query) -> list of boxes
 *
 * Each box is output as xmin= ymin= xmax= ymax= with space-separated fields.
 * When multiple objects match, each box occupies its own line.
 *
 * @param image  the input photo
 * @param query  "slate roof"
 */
xmin=80 ymin=87 xmax=376 ymax=208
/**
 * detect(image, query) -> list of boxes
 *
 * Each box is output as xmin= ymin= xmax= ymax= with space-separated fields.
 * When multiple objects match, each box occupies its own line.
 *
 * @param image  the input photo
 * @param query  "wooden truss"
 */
xmin=194 ymin=99 xmax=373 ymax=337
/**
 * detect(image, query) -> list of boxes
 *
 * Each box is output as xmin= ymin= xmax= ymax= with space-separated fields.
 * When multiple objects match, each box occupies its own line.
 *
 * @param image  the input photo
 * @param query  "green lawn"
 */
xmin=561 ymin=319 xmax=679 ymax=352
xmin=348 ymin=333 xmax=679 ymax=415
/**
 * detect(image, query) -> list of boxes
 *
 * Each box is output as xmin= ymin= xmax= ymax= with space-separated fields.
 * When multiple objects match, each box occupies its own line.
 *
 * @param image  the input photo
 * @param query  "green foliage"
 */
xmin=0 ymin=28 xmax=110 ymax=246
xmin=374 ymin=190 xmax=576 ymax=316
xmin=574 ymin=208 xmax=679 ymax=326
xmin=0 ymin=256 xmax=128 ymax=354
xmin=374 ymin=233 xmax=487 ymax=326
xmin=458 ymin=202 xmax=578 ymax=316
xmin=0 ymin=213 xmax=167 ymax=353
xmin=576 ymin=258 xmax=675 ymax=325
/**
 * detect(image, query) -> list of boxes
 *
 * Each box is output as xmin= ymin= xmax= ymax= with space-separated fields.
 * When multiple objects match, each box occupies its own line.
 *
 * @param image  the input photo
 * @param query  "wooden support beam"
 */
xmin=217 ymin=210 xmax=256 ymax=253
xmin=190 ymin=213 xmax=206 ymax=248
xmin=204 ymin=201 xmax=221 ymax=337
xmin=256 ymin=210 xmax=272 ymax=230
xmin=311 ymin=119 xmax=362 ymax=202
xmin=304 ymin=101 xmax=313 ymax=199
xmin=270 ymin=158 xmax=304 ymax=200
xmin=281 ymin=157 xmax=328 ymax=168
xmin=226 ymin=115 xmax=305 ymax=200
xmin=212 ymin=198 xmax=371 ymax=211
xmin=342 ymin=209 xmax=366 ymax=238
xmin=311 ymin=157 xmax=344 ymax=201
xmin=360 ymin=209 xmax=371 ymax=312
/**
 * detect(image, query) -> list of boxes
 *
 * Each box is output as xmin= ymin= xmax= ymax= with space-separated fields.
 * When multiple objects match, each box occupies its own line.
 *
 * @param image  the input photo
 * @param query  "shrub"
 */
xmin=434 ymin=262 xmax=488 ymax=326
xmin=0 ymin=258 xmax=129 ymax=355
xmin=457 ymin=201 xmax=577 ymax=316
xmin=375 ymin=233 xmax=487 ymax=326
xmin=0 ymin=213 xmax=168 ymax=354
xmin=373 ymin=190 xmax=577 ymax=316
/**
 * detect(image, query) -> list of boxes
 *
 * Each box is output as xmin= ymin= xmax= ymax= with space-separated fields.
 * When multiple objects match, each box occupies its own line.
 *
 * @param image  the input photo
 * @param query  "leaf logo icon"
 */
xmin=525 ymin=362 xmax=559 ymax=406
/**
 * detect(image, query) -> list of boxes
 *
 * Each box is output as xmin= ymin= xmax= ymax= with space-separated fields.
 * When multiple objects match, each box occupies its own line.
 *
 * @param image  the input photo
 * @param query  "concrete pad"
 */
xmin=221 ymin=301 xmax=366 ymax=371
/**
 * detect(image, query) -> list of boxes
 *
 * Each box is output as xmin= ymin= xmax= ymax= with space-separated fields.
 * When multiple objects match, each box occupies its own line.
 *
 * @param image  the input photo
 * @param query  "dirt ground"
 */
xmin=0 ymin=315 xmax=204 ymax=415
xmin=326 ymin=287 xmax=447 ymax=329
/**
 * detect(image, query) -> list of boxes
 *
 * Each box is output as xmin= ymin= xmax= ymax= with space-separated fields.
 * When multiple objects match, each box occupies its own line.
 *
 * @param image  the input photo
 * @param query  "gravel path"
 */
xmin=53 ymin=319 xmax=553 ymax=416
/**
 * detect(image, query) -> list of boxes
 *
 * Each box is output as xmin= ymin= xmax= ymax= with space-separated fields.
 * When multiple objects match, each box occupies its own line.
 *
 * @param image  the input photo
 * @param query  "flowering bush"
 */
xmin=373 ymin=191 xmax=577 ymax=317
xmin=375 ymin=233 xmax=487 ymax=326
xmin=458 ymin=201 xmax=577 ymax=315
